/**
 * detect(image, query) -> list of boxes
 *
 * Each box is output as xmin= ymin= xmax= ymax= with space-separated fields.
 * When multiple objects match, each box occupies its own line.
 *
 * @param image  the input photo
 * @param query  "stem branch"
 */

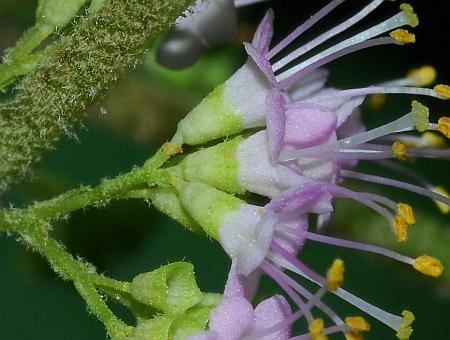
xmin=19 ymin=223 xmax=132 ymax=338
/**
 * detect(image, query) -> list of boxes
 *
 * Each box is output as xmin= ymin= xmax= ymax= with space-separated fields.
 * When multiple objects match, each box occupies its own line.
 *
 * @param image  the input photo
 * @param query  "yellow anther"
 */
xmin=392 ymin=141 xmax=407 ymax=161
xmin=345 ymin=316 xmax=371 ymax=333
xmin=396 ymin=310 xmax=415 ymax=340
xmin=369 ymin=93 xmax=386 ymax=110
xmin=422 ymin=132 xmax=446 ymax=148
xmin=163 ymin=142 xmax=183 ymax=155
xmin=432 ymin=186 xmax=450 ymax=214
xmin=390 ymin=29 xmax=416 ymax=45
xmin=309 ymin=318 xmax=328 ymax=340
xmin=434 ymin=84 xmax=450 ymax=100
xmin=346 ymin=333 xmax=364 ymax=340
xmin=413 ymin=255 xmax=444 ymax=277
xmin=400 ymin=3 xmax=419 ymax=28
xmin=407 ymin=65 xmax=436 ymax=87
xmin=397 ymin=203 xmax=415 ymax=225
xmin=327 ymin=259 xmax=344 ymax=291
xmin=411 ymin=100 xmax=430 ymax=132
xmin=437 ymin=117 xmax=450 ymax=138
xmin=393 ymin=215 xmax=408 ymax=242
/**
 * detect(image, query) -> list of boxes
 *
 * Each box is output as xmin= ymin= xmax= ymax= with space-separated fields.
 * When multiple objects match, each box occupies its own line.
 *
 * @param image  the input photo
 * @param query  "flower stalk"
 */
xmin=0 ymin=145 xmax=185 ymax=338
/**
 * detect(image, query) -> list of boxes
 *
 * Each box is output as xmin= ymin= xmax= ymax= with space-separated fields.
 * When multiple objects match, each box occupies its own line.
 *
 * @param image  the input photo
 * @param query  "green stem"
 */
xmin=89 ymin=273 xmax=131 ymax=294
xmin=0 ymin=26 xmax=50 ymax=91
xmin=89 ymin=274 xmax=154 ymax=318
xmin=0 ymin=50 xmax=48 ymax=91
xmin=20 ymin=223 xmax=132 ymax=338
xmin=0 ymin=145 xmax=177 ymax=233
xmin=5 ymin=25 xmax=50 ymax=60
xmin=0 ymin=143 xmax=180 ymax=334
xmin=143 ymin=144 xmax=179 ymax=170
xmin=27 ymin=167 xmax=156 ymax=221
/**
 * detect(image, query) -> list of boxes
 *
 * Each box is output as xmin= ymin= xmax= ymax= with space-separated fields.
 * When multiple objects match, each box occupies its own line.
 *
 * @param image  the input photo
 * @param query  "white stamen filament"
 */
xmin=302 ymin=149 xmax=395 ymax=161
xmin=327 ymin=185 xmax=395 ymax=224
xmin=277 ymin=10 xmax=412 ymax=82
xmin=375 ymin=160 xmax=433 ymax=187
xmin=407 ymin=147 xmax=450 ymax=159
xmin=305 ymin=286 xmax=327 ymax=310
xmin=280 ymin=37 xmax=396 ymax=88
xmin=271 ymin=0 xmax=384 ymax=70
xmin=281 ymin=272 xmax=345 ymax=326
xmin=381 ymin=78 xmax=415 ymax=87
xmin=341 ymin=170 xmax=450 ymax=206
xmin=261 ymin=261 xmax=314 ymax=322
xmin=243 ymin=262 xmax=345 ymax=340
xmin=303 ymin=231 xmax=415 ymax=265
xmin=309 ymin=86 xmax=440 ymax=101
xmin=279 ymin=113 xmax=416 ymax=160
xmin=300 ymin=145 xmax=450 ymax=161
xmin=360 ymin=192 xmax=398 ymax=211
xmin=267 ymin=0 xmax=347 ymax=59
xmin=379 ymin=134 xmax=431 ymax=148
xmin=268 ymin=254 xmax=404 ymax=332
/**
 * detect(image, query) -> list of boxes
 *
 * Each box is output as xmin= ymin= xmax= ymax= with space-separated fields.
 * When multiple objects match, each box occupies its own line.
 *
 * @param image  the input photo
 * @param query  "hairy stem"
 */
xmin=0 ymin=0 xmax=193 ymax=195
xmin=18 ymin=222 xmax=133 ymax=338
xmin=0 ymin=26 xmax=50 ymax=90
xmin=27 ymin=167 xmax=152 ymax=221
xmin=0 ymin=141 xmax=178 ymax=336
xmin=1 ymin=144 xmax=175 ymax=232
xmin=89 ymin=273 xmax=131 ymax=294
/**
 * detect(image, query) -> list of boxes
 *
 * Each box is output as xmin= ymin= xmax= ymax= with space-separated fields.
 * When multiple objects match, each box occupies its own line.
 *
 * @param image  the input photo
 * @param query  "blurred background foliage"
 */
xmin=0 ymin=0 xmax=449 ymax=339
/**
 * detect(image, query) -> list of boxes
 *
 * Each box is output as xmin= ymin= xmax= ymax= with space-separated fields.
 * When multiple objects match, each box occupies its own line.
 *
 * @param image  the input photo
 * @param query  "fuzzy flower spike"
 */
xmin=167 ymin=1 xmax=449 ymax=339
xmin=177 ymin=177 xmax=442 ymax=339
xmin=172 ymin=0 xmax=450 ymax=262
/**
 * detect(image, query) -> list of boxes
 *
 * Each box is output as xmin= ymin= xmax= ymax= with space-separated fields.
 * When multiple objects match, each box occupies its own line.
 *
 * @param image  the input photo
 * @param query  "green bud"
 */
xmin=170 ymin=304 xmax=216 ymax=340
xmin=147 ymin=187 xmax=202 ymax=233
xmin=173 ymin=84 xmax=242 ymax=145
xmin=130 ymin=262 xmax=203 ymax=315
xmin=179 ymin=181 xmax=242 ymax=240
xmin=36 ymin=0 xmax=88 ymax=32
xmin=180 ymin=136 xmax=245 ymax=194
xmin=127 ymin=314 xmax=173 ymax=340
xmin=127 ymin=293 xmax=221 ymax=340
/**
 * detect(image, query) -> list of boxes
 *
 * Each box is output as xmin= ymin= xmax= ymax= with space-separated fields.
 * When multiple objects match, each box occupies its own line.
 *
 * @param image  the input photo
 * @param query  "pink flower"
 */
xmin=176 ymin=1 xmax=450 ymax=339
xmin=186 ymin=262 xmax=292 ymax=340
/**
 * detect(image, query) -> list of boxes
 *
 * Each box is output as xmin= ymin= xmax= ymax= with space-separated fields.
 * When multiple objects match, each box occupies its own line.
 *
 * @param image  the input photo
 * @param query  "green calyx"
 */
xmin=179 ymin=181 xmax=243 ymax=240
xmin=180 ymin=136 xmax=245 ymax=194
xmin=147 ymin=187 xmax=202 ymax=233
xmin=127 ymin=300 xmax=219 ymax=340
xmin=174 ymin=83 xmax=243 ymax=145
xmin=127 ymin=263 xmax=221 ymax=340
xmin=130 ymin=262 xmax=204 ymax=315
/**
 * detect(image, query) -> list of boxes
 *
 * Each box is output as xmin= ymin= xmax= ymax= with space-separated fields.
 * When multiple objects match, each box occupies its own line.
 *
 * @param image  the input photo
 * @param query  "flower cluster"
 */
xmin=152 ymin=1 xmax=450 ymax=339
